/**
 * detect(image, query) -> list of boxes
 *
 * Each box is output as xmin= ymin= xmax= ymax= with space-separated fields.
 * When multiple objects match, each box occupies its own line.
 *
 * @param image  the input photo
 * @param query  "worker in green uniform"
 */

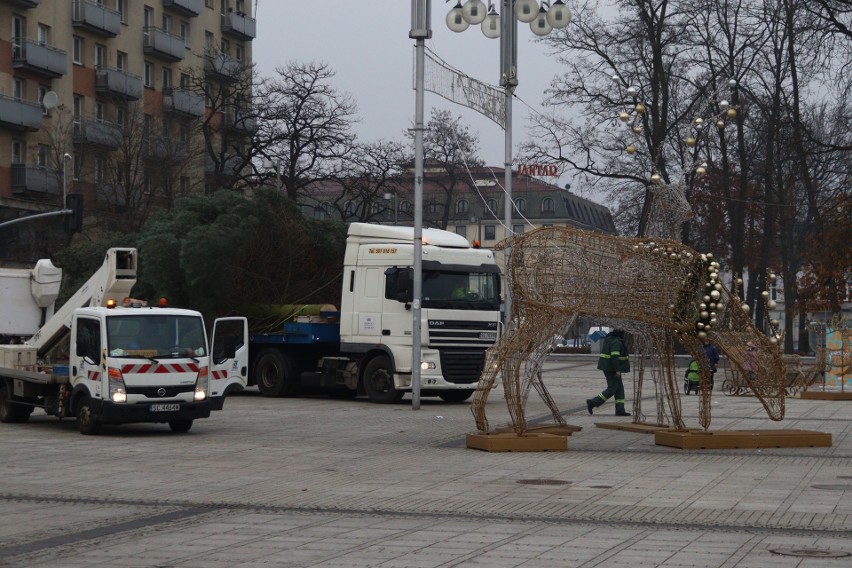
xmin=586 ymin=329 xmax=631 ymax=416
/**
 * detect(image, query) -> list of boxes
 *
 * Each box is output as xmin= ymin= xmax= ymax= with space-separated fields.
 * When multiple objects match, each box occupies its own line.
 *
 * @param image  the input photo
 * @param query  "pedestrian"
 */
xmin=587 ymin=329 xmax=631 ymax=416
xmin=703 ymin=337 xmax=720 ymax=388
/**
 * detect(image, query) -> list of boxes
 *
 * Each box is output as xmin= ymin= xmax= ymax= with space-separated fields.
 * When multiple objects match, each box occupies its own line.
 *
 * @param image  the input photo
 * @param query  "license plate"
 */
xmin=480 ymin=332 xmax=497 ymax=340
xmin=149 ymin=403 xmax=180 ymax=412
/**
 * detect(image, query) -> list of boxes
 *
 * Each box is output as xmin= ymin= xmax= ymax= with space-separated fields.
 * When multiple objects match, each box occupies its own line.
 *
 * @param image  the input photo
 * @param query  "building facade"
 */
xmin=0 ymin=0 xmax=255 ymax=261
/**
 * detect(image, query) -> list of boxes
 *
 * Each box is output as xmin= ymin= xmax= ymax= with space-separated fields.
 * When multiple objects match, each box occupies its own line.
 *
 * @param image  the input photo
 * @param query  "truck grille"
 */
xmin=126 ymin=385 xmax=194 ymax=398
xmin=428 ymin=319 xmax=498 ymax=348
xmin=439 ymin=348 xmax=486 ymax=384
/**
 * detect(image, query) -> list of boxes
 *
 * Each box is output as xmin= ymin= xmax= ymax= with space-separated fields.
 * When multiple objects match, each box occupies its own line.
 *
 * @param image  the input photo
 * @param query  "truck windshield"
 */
xmin=421 ymin=270 xmax=501 ymax=310
xmin=107 ymin=315 xmax=206 ymax=358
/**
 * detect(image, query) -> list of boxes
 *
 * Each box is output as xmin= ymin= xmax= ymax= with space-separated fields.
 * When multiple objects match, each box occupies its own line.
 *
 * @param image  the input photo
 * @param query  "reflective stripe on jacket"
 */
xmin=597 ymin=334 xmax=630 ymax=372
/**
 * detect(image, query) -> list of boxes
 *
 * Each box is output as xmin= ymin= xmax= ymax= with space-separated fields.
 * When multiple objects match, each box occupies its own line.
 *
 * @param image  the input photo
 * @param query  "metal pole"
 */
xmin=500 ymin=0 xmax=517 ymax=325
xmin=410 ymin=0 xmax=431 ymax=410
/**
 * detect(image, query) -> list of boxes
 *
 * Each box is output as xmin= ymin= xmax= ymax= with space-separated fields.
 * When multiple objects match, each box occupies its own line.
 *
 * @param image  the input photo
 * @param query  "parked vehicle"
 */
xmin=210 ymin=223 xmax=502 ymax=404
xmin=0 ymin=249 xmax=213 ymax=434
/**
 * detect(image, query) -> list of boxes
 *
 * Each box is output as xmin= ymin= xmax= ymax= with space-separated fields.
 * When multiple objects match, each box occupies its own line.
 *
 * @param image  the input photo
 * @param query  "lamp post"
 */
xmin=62 ymin=152 xmax=72 ymax=208
xmin=446 ymin=0 xmax=571 ymax=324
xmin=469 ymin=213 xmax=482 ymax=245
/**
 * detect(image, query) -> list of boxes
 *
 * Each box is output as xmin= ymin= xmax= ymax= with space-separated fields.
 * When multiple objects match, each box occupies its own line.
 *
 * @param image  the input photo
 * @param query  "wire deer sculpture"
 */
xmin=471 ymin=225 xmax=787 ymax=434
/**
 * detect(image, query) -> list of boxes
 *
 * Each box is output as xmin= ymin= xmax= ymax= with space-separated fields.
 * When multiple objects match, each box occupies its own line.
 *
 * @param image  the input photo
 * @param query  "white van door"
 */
xmin=209 ymin=317 xmax=248 ymax=410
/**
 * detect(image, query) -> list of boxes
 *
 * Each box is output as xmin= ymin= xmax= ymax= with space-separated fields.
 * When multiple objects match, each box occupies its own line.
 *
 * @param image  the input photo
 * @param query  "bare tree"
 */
xmin=255 ymin=62 xmax=359 ymax=201
xmin=409 ymin=109 xmax=483 ymax=230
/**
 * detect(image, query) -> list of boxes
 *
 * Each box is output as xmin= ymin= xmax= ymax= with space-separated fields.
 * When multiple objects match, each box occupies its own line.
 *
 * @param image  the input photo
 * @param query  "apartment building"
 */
xmin=0 ymin=0 xmax=255 ymax=260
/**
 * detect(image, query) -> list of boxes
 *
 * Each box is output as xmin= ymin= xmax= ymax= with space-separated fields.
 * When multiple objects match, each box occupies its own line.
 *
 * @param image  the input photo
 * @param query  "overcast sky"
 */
xmin=253 ymin=1 xmax=578 ymax=193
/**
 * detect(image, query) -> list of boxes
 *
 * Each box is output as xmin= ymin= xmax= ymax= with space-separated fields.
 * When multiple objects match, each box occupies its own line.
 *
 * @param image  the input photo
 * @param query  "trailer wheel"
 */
xmin=0 ymin=381 xmax=32 ymax=424
xmin=255 ymin=349 xmax=297 ymax=397
xmin=169 ymin=420 xmax=193 ymax=433
xmin=362 ymin=356 xmax=404 ymax=404
xmin=76 ymin=395 xmax=101 ymax=435
xmin=438 ymin=389 xmax=474 ymax=403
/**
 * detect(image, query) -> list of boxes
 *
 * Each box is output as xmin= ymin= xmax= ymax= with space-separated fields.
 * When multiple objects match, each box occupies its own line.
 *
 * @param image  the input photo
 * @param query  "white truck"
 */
xmin=210 ymin=223 xmax=503 ymax=404
xmin=0 ymin=248 xmax=217 ymax=434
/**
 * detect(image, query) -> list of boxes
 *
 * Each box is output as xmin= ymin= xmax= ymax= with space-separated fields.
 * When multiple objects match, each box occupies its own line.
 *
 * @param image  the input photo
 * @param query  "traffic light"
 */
xmin=65 ymin=194 xmax=84 ymax=233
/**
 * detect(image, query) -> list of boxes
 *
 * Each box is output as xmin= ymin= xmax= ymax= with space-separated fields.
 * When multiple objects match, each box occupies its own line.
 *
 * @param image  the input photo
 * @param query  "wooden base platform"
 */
xmin=596 ymin=421 xmax=670 ymax=434
xmin=800 ymin=391 xmax=852 ymax=401
xmin=655 ymin=429 xmax=832 ymax=449
xmin=495 ymin=424 xmax=582 ymax=436
xmin=466 ymin=432 xmax=568 ymax=452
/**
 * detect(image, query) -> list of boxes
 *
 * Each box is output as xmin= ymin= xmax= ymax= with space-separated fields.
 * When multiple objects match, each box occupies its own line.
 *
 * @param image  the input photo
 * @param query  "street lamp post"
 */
xmin=384 ymin=191 xmax=398 ymax=225
xmin=469 ymin=214 xmax=482 ymax=245
xmin=446 ymin=0 xmax=571 ymax=324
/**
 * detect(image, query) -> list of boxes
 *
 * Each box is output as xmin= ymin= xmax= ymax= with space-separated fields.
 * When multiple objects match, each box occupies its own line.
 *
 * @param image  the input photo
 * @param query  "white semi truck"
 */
xmin=210 ymin=223 xmax=503 ymax=403
xmin=0 ymin=248 xmax=215 ymax=434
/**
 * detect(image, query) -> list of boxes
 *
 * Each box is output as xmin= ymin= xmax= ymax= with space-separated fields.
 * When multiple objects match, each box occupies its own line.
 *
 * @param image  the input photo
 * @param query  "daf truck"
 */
xmin=210 ymin=223 xmax=502 ymax=404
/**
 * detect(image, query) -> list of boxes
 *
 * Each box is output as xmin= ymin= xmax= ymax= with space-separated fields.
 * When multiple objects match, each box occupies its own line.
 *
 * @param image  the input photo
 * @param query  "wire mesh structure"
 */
xmin=471 ymin=225 xmax=789 ymax=434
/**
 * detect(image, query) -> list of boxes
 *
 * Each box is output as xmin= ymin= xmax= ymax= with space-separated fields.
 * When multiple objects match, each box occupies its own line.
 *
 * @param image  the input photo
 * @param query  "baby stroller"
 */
xmin=683 ymin=359 xmax=700 ymax=395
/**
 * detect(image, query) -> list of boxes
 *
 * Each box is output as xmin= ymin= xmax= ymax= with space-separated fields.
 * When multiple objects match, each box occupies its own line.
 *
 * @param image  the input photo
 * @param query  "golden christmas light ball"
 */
xmin=767 ymin=300 xmax=777 ymax=310
xmin=695 ymin=166 xmax=706 ymax=176
xmin=710 ymin=290 xmax=721 ymax=300
xmin=626 ymin=144 xmax=636 ymax=154
xmin=633 ymin=125 xmax=642 ymax=134
xmin=716 ymin=119 xmax=725 ymax=129
xmin=619 ymin=111 xmax=630 ymax=122
xmin=650 ymin=173 xmax=661 ymax=184
xmin=726 ymin=108 xmax=737 ymax=118
xmin=761 ymin=291 xmax=769 ymax=298
xmin=741 ymin=304 xmax=750 ymax=313
xmin=635 ymin=103 xmax=646 ymax=114
xmin=686 ymin=136 xmax=697 ymax=147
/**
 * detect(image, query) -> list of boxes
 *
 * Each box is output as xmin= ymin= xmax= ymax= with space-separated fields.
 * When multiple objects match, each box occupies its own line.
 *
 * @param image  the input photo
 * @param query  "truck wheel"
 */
xmin=362 ymin=356 xmax=404 ymax=404
xmin=76 ymin=395 xmax=101 ymax=435
xmin=255 ymin=349 xmax=297 ymax=397
xmin=169 ymin=420 xmax=193 ymax=433
xmin=0 ymin=381 xmax=32 ymax=424
xmin=439 ymin=389 xmax=474 ymax=403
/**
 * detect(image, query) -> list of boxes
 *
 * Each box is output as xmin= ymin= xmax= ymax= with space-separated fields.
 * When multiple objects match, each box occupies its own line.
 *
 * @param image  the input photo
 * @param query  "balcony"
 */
xmin=204 ymin=51 xmax=242 ymax=82
xmin=72 ymin=0 xmax=122 ymax=38
xmin=143 ymin=27 xmax=186 ymax=62
xmin=145 ymin=136 xmax=188 ymax=163
xmin=11 ymin=164 xmax=61 ymax=195
xmin=96 ymin=183 xmax=127 ymax=205
xmin=162 ymin=87 xmax=203 ymax=117
xmin=224 ymin=108 xmax=257 ymax=135
xmin=4 ymin=0 xmax=42 ymax=8
xmin=0 ymin=94 xmax=43 ymax=131
xmin=95 ymin=67 xmax=143 ymax=100
xmin=12 ymin=39 xmax=68 ymax=78
xmin=74 ymin=116 xmax=123 ymax=149
xmin=162 ymin=0 xmax=202 ymax=17
xmin=221 ymin=10 xmax=256 ymax=40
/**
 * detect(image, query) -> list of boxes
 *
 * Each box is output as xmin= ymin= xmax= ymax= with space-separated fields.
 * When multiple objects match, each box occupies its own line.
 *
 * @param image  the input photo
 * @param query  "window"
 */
xmin=13 ymin=78 xmax=23 ymax=101
xmin=456 ymin=225 xmax=468 ymax=238
xmin=541 ymin=197 xmax=555 ymax=214
xmin=220 ymin=38 xmax=230 ymax=54
xmin=73 ymin=36 xmax=83 ymax=64
xmin=116 ymin=51 xmax=127 ymax=70
xmin=12 ymin=140 xmax=24 ymax=164
xmin=484 ymin=225 xmax=496 ymax=240
xmin=235 ymin=44 xmax=244 ymax=61
xmin=144 ymin=61 xmax=152 ymax=87
xmin=117 ymin=107 xmax=125 ymax=126
xmin=11 ymin=16 xmax=23 ymax=55
xmin=73 ymin=95 xmax=82 ymax=122
xmin=75 ymin=318 xmax=102 ymax=363
xmin=180 ymin=176 xmax=190 ymax=195
xmin=515 ymin=198 xmax=526 ymax=213
xmin=95 ymin=158 xmax=104 ymax=184
xmin=180 ymin=21 xmax=189 ymax=44
xmin=486 ymin=198 xmax=497 ymax=215
xmin=179 ymin=123 xmax=190 ymax=142
xmin=455 ymin=199 xmax=469 ymax=214
xmin=95 ymin=101 xmax=104 ymax=120
xmin=400 ymin=200 xmax=411 ymax=213
xmin=38 ymin=85 xmax=49 ymax=114
xmin=162 ymin=13 xmax=172 ymax=32
xmin=427 ymin=201 xmax=441 ymax=214
xmin=205 ymin=31 xmax=215 ymax=51
xmin=37 ymin=145 xmax=49 ymax=168
xmin=180 ymin=72 xmax=190 ymax=88
xmin=37 ymin=24 xmax=49 ymax=46
xmin=94 ymin=44 xmax=105 ymax=69
xmin=513 ymin=224 xmax=525 ymax=235
xmin=206 ymin=0 xmax=213 ymax=8
xmin=73 ymin=155 xmax=81 ymax=180
xmin=162 ymin=67 xmax=172 ymax=89
xmin=116 ymin=0 xmax=126 ymax=22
